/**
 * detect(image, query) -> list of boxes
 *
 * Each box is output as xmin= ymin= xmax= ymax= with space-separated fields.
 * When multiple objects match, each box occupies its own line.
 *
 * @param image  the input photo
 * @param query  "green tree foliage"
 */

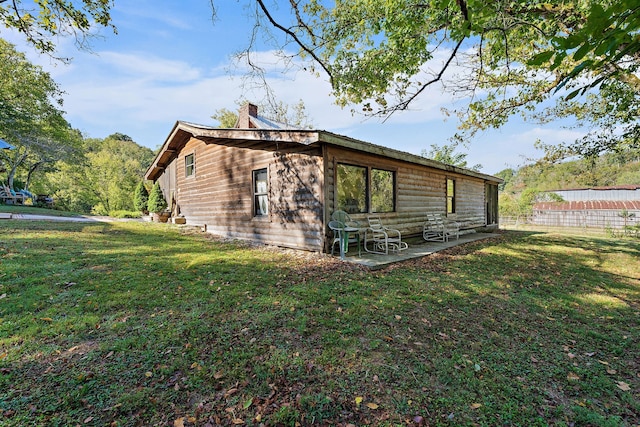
xmin=421 ymin=143 xmax=482 ymax=171
xmin=510 ymin=148 xmax=640 ymax=193
xmin=0 ymin=39 xmax=80 ymax=191
xmin=133 ymin=181 xmax=149 ymax=213
xmin=241 ymin=1 xmax=639 ymax=158
xmin=108 ymin=132 xmax=134 ymax=142
xmin=147 ymin=182 xmax=167 ymax=213
xmin=494 ymin=168 xmax=515 ymax=192
xmin=533 ymin=80 xmax=640 ymax=161
xmin=211 ymin=100 xmax=314 ymax=129
xmin=498 ymin=148 xmax=640 ymax=217
xmin=0 ymin=0 xmax=115 ymax=57
xmin=211 ymin=108 xmax=238 ymax=128
xmin=38 ymin=135 xmax=155 ymax=214
xmin=534 ymin=1 xmax=640 ymax=97
xmin=499 ymin=188 xmax=538 ymax=220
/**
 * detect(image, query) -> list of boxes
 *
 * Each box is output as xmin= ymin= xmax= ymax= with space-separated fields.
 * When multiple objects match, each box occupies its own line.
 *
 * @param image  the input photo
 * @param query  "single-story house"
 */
xmin=145 ymin=104 xmax=502 ymax=252
xmin=533 ymin=186 xmax=640 ymax=229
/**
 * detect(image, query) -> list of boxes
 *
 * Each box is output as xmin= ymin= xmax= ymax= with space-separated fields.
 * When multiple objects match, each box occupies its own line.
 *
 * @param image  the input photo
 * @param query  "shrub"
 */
xmin=133 ymin=181 xmax=149 ymax=213
xmin=147 ymin=182 xmax=167 ymax=213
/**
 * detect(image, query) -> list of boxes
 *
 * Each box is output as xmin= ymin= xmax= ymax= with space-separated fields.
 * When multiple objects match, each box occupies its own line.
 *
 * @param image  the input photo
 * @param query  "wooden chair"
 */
xmin=423 ymin=213 xmax=459 ymax=242
xmin=364 ymin=216 xmax=408 ymax=255
xmin=0 ymin=185 xmax=24 ymax=205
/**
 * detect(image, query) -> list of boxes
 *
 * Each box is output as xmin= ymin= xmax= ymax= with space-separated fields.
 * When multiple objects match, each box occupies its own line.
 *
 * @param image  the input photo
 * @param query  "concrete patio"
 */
xmin=336 ymin=231 xmax=502 ymax=269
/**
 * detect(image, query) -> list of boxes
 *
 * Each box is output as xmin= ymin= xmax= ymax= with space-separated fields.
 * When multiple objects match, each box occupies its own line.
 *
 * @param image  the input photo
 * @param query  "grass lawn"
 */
xmin=0 ymin=220 xmax=638 ymax=426
xmin=0 ymin=205 xmax=85 ymax=218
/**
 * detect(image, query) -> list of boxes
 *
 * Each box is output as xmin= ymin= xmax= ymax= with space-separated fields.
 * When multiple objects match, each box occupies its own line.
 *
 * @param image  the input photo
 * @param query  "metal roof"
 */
xmin=534 ymin=201 xmax=640 ymax=211
xmin=248 ymin=114 xmax=300 ymax=130
xmin=546 ymin=185 xmax=640 ymax=192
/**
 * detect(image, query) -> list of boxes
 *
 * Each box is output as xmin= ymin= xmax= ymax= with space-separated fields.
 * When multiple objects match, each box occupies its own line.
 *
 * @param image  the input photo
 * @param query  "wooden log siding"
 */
xmin=163 ymin=137 xmax=325 ymax=251
xmin=325 ymin=146 xmax=488 ymax=237
xmin=147 ymin=122 xmax=502 ymax=253
xmin=455 ymin=179 xmax=486 ymax=229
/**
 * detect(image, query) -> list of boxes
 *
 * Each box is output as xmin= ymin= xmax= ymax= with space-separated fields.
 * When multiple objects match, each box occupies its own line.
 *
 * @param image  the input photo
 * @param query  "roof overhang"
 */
xmin=145 ymin=121 xmax=503 ymax=184
xmin=145 ymin=121 xmax=322 ymax=181
xmin=317 ymin=131 xmax=503 ymax=184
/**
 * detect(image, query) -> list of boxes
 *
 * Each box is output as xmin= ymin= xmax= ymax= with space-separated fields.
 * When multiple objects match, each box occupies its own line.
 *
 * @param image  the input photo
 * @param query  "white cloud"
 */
xmin=466 ymin=125 xmax=587 ymax=173
xmin=512 ymin=127 xmax=584 ymax=146
xmin=228 ymin=48 xmax=464 ymax=127
xmin=112 ymin=2 xmax=199 ymax=31
xmin=96 ymin=51 xmax=204 ymax=82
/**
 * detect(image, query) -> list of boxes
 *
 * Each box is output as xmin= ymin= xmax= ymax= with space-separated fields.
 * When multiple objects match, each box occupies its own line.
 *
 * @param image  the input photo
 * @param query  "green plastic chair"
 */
xmin=328 ymin=219 xmax=361 ymax=258
xmin=331 ymin=210 xmax=360 ymax=228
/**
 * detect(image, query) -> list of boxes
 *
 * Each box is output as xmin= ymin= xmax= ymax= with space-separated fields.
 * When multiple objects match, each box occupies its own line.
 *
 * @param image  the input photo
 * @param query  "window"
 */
xmin=371 ymin=168 xmax=395 ymax=213
xmin=253 ymin=168 xmax=268 ymax=216
xmin=336 ymin=163 xmax=396 ymax=214
xmin=446 ymin=178 xmax=456 ymax=214
xmin=336 ymin=164 xmax=367 ymax=213
xmin=185 ymin=153 xmax=195 ymax=177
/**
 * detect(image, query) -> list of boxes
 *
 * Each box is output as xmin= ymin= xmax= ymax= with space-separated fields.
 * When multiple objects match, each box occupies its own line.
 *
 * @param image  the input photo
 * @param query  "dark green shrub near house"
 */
xmin=133 ymin=181 xmax=149 ymax=213
xmin=147 ymin=182 xmax=167 ymax=213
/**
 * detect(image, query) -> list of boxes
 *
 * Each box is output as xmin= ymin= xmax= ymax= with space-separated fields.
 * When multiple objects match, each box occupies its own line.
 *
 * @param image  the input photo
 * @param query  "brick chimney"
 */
xmin=236 ymin=102 xmax=258 ymax=128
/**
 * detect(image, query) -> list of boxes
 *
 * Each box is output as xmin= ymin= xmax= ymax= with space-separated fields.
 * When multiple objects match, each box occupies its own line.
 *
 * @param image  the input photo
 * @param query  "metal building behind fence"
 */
xmin=533 ymin=186 xmax=640 ymax=229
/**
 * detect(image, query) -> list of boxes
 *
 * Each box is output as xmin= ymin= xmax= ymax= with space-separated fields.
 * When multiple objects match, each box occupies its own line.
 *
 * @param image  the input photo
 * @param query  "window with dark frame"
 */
xmin=336 ymin=163 xmax=396 ymax=214
xmin=253 ymin=168 xmax=268 ymax=216
xmin=185 ymin=153 xmax=195 ymax=177
xmin=371 ymin=168 xmax=395 ymax=213
xmin=446 ymin=178 xmax=456 ymax=214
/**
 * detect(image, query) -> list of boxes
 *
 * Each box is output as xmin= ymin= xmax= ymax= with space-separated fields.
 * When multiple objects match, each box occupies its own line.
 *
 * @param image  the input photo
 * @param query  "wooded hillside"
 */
xmin=497 ymin=149 xmax=640 ymax=217
xmin=499 ymin=149 xmax=640 ymax=193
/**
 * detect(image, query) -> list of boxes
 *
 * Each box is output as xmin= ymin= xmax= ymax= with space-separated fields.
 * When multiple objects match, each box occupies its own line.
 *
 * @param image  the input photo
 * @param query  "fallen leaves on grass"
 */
xmin=616 ymin=381 xmax=631 ymax=391
xmin=567 ymin=372 xmax=580 ymax=381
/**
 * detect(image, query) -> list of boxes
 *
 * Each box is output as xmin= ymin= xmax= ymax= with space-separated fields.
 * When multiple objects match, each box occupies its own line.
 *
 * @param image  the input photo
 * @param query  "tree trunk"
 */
xmin=24 ymin=161 xmax=45 ymax=192
xmin=7 ymin=150 xmax=29 ymax=191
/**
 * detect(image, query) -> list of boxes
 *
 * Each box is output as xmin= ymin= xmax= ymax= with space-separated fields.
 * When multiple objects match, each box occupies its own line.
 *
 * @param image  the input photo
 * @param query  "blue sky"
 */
xmin=4 ymin=0 xmax=585 ymax=175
